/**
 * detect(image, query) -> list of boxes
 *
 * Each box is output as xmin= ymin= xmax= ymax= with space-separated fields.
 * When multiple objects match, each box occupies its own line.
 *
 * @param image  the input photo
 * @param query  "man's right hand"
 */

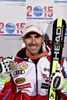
xmin=0 ymin=56 xmax=14 ymax=86
xmin=0 ymin=56 xmax=14 ymax=73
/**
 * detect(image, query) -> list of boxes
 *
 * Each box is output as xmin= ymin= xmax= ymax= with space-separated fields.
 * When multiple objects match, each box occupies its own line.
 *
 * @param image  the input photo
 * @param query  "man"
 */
xmin=0 ymin=21 xmax=67 ymax=100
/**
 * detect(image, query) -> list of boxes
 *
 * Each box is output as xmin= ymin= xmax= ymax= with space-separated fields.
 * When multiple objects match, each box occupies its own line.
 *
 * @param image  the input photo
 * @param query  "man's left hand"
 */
xmin=50 ymin=63 xmax=67 ymax=91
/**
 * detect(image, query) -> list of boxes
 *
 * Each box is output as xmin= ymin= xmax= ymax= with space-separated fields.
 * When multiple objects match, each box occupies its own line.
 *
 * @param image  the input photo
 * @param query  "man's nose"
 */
xmin=31 ymin=38 xmax=36 ymax=44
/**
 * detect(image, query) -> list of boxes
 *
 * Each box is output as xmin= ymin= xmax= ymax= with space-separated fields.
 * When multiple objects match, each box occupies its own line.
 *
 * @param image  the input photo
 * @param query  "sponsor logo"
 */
xmin=0 ymin=22 xmax=25 ymax=35
xmin=15 ymin=77 xmax=26 ymax=84
xmin=20 ymin=62 xmax=28 ymax=70
xmin=27 ymin=5 xmax=53 ymax=20
xmin=5 ymin=23 xmax=15 ymax=33
xmin=33 ymin=6 xmax=43 ymax=17
xmin=13 ymin=70 xmax=25 ymax=77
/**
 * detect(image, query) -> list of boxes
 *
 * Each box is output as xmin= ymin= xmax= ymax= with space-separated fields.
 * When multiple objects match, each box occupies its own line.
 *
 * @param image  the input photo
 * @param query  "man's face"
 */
xmin=23 ymin=32 xmax=44 ymax=55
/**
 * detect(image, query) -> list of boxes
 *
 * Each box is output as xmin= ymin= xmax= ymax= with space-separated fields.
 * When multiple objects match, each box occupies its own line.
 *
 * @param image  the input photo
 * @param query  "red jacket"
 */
xmin=0 ymin=48 xmax=67 ymax=100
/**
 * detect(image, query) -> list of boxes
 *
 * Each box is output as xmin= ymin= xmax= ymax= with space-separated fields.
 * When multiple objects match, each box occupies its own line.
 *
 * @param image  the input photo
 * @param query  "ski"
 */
xmin=48 ymin=18 xmax=66 ymax=100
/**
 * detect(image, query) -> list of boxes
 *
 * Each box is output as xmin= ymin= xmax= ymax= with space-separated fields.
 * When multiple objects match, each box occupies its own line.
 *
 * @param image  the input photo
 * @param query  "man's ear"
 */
xmin=42 ymin=35 xmax=45 ymax=42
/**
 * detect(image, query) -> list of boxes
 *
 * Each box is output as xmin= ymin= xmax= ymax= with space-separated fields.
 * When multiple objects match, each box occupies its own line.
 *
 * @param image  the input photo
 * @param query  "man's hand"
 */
xmin=50 ymin=63 xmax=67 ymax=92
xmin=0 ymin=56 xmax=14 ymax=85
xmin=0 ymin=56 xmax=14 ymax=73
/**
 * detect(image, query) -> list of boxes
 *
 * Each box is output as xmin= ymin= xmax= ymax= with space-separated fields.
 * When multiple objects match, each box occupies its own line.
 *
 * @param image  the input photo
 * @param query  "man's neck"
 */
xmin=26 ymin=49 xmax=48 ymax=60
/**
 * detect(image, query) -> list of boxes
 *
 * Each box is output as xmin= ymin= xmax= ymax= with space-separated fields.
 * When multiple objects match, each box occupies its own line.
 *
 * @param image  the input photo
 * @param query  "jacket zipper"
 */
xmin=35 ymin=64 xmax=38 ymax=94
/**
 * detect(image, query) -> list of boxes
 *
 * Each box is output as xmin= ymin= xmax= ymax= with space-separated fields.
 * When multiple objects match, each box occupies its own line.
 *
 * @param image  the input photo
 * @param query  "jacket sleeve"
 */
xmin=58 ymin=59 xmax=67 ymax=100
xmin=58 ymin=90 xmax=67 ymax=100
xmin=0 ymin=78 xmax=16 ymax=100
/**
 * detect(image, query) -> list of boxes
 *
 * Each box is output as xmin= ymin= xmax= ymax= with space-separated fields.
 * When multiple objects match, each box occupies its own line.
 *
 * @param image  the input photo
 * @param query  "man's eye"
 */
xmin=24 ymin=36 xmax=31 ymax=39
xmin=35 ymin=35 xmax=40 ymax=38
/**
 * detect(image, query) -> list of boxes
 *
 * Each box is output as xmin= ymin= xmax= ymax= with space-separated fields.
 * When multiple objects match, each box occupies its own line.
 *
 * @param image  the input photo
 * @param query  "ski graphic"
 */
xmin=48 ymin=18 xmax=66 ymax=100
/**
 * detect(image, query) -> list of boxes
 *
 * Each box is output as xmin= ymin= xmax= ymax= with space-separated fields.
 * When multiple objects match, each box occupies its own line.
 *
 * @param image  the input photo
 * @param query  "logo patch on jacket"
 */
xmin=20 ymin=62 xmax=28 ymax=70
xmin=15 ymin=77 xmax=26 ymax=84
